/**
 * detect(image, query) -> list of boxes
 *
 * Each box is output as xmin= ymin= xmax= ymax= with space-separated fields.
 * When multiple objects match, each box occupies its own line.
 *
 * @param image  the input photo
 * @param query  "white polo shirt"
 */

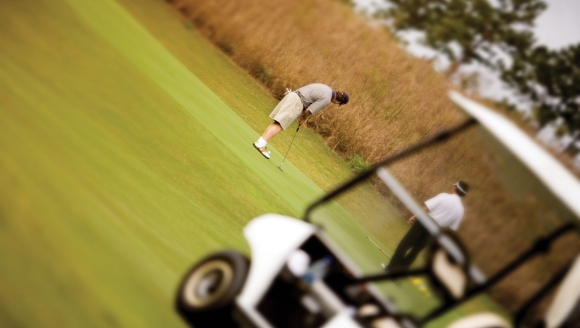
xmin=424 ymin=193 xmax=464 ymax=231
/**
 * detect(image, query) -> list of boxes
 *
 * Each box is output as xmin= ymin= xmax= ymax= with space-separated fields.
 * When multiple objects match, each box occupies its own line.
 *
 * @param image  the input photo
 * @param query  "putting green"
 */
xmin=0 ymin=0 xmax=506 ymax=326
xmin=0 ymin=0 xmax=386 ymax=326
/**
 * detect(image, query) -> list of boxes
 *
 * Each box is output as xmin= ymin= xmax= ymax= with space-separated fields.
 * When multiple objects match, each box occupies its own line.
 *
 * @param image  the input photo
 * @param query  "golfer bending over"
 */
xmin=253 ymin=83 xmax=349 ymax=159
xmin=382 ymin=181 xmax=469 ymax=272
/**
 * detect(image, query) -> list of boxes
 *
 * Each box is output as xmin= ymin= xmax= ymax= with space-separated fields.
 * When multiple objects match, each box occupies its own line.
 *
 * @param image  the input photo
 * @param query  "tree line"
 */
xmin=375 ymin=0 xmax=580 ymax=138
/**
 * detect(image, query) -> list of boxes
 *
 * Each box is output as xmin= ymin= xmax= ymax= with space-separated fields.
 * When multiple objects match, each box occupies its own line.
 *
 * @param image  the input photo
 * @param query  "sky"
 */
xmin=533 ymin=0 xmax=580 ymax=49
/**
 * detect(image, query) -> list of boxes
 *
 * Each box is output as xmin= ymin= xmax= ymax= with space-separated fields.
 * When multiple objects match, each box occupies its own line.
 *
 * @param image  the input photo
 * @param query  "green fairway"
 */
xmin=0 ymin=0 xmax=506 ymax=326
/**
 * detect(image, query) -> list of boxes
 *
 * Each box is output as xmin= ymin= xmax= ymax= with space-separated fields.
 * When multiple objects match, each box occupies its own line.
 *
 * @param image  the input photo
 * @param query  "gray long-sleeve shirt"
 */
xmin=295 ymin=83 xmax=333 ymax=114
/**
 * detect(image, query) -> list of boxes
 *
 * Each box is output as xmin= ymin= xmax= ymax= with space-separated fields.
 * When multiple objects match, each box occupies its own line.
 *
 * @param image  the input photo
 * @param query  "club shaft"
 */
xmin=367 ymin=236 xmax=392 ymax=259
xmin=280 ymin=126 xmax=300 ymax=165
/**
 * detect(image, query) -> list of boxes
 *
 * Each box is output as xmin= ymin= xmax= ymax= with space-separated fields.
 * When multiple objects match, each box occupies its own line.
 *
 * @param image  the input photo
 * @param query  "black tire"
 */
xmin=176 ymin=250 xmax=250 ymax=322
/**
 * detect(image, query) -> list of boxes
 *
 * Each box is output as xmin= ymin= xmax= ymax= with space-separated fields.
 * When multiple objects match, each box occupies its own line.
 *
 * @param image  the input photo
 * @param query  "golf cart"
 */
xmin=175 ymin=92 xmax=580 ymax=328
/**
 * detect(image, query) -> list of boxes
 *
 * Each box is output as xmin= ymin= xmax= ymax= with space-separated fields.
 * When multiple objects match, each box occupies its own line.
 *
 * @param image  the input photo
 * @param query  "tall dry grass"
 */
xmin=171 ymin=0 xmax=462 ymax=159
xmin=165 ymin=0 xmax=580 ymax=314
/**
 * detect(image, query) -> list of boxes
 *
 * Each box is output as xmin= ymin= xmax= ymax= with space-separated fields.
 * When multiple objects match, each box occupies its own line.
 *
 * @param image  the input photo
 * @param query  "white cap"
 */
xmin=453 ymin=181 xmax=468 ymax=194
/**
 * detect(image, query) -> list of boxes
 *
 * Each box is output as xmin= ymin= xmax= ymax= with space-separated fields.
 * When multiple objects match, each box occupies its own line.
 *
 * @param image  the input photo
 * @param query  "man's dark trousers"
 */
xmin=386 ymin=223 xmax=431 ymax=272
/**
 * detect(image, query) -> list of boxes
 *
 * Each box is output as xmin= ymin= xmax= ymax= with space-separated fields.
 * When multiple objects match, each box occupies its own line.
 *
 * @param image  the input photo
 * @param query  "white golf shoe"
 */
xmin=253 ymin=142 xmax=271 ymax=159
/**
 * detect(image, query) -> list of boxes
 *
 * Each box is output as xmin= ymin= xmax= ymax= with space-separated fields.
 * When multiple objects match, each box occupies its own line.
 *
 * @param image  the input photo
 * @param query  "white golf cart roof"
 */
xmin=449 ymin=91 xmax=580 ymax=223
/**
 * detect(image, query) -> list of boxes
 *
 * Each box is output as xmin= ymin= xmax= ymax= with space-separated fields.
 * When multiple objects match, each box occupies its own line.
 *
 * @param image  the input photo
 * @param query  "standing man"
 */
xmin=253 ymin=83 xmax=349 ymax=159
xmin=382 ymin=181 xmax=470 ymax=272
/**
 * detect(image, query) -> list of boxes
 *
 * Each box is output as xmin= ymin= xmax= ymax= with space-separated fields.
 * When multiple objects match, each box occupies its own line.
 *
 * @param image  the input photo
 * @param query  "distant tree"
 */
xmin=502 ymin=44 xmax=580 ymax=133
xmin=377 ymin=0 xmax=580 ymax=135
xmin=378 ymin=0 xmax=546 ymax=75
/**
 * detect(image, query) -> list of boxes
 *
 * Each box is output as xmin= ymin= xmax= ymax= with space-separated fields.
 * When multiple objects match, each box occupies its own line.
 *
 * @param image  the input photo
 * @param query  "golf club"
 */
xmin=277 ymin=125 xmax=300 ymax=171
xmin=367 ymin=236 xmax=392 ymax=259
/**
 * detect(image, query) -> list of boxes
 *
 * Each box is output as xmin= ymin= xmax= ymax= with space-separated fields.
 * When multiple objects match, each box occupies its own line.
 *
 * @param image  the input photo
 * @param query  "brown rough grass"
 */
xmin=166 ymin=0 xmax=580 ymax=315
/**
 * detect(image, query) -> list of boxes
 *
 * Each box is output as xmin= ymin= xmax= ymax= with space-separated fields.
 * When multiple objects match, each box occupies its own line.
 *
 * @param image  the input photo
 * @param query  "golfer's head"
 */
xmin=333 ymin=90 xmax=349 ymax=106
xmin=453 ymin=181 xmax=469 ymax=197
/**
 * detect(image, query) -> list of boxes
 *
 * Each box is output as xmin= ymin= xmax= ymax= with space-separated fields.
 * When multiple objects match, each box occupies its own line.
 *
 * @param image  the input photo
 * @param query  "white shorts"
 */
xmin=268 ymin=92 xmax=303 ymax=130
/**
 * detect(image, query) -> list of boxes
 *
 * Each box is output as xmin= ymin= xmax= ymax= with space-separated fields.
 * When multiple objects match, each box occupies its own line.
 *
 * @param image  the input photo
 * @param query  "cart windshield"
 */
xmin=303 ymin=111 xmax=580 ymax=325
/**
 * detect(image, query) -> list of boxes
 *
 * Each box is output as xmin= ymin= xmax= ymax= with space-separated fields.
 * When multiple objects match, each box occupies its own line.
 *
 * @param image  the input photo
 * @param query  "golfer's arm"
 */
xmin=408 ymin=206 xmax=429 ymax=224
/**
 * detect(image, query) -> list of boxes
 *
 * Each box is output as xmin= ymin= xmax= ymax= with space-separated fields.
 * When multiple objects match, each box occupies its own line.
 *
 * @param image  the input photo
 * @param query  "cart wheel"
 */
xmin=177 ymin=250 xmax=250 ymax=312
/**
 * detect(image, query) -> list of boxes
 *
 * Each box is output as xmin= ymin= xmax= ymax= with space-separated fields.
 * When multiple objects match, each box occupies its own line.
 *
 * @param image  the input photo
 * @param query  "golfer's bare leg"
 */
xmin=261 ymin=122 xmax=283 ymax=142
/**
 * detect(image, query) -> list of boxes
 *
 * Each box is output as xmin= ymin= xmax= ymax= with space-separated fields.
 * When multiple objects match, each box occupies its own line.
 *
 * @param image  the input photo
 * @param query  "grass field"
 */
xmin=0 ymin=0 xmax=507 ymax=326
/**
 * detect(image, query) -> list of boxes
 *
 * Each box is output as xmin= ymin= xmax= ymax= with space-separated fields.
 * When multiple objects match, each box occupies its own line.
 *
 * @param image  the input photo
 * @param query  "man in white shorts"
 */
xmin=382 ymin=181 xmax=470 ymax=272
xmin=253 ymin=83 xmax=349 ymax=159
